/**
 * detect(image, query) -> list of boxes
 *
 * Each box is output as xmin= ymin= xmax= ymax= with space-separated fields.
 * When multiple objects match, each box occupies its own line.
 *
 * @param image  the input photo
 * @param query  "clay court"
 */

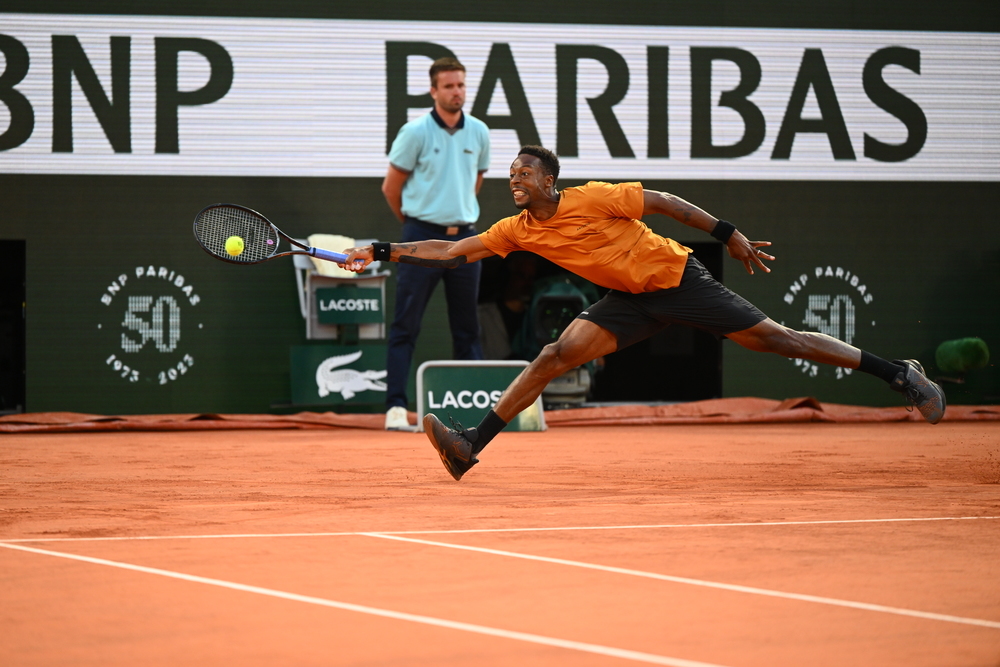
xmin=2 ymin=404 xmax=999 ymax=666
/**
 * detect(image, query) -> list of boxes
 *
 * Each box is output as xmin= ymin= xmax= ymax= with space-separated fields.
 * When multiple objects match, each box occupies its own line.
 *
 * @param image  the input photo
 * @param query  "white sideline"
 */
xmin=2 ymin=515 xmax=997 ymax=543
xmin=364 ymin=533 xmax=1000 ymax=630
xmin=0 ymin=542 xmax=728 ymax=667
xmin=2 ymin=516 xmax=997 ymax=629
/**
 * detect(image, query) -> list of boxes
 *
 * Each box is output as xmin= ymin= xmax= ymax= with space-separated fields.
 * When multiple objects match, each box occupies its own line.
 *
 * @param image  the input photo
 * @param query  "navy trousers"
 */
xmin=385 ymin=217 xmax=483 ymax=409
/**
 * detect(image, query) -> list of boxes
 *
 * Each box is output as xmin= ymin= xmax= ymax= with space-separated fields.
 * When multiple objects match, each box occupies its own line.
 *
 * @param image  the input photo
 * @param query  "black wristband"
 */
xmin=372 ymin=242 xmax=391 ymax=261
xmin=710 ymin=219 xmax=736 ymax=243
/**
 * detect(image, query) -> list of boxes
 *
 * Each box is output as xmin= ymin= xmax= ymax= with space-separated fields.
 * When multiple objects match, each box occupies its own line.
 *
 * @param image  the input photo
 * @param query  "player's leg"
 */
xmin=424 ymin=285 xmax=669 ymax=479
xmin=726 ymin=318 xmax=945 ymax=423
xmin=724 ymin=318 xmax=861 ymax=367
xmin=423 ymin=318 xmax=618 ymax=480
xmin=493 ymin=318 xmax=617 ymax=421
xmin=638 ymin=256 xmax=944 ymax=424
xmin=647 ymin=256 xmax=944 ymax=424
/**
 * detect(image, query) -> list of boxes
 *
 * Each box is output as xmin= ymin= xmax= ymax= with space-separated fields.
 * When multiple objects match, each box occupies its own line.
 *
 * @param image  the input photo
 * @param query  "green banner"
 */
xmin=416 ymin=361 xmax=546 ymax=432
xmin=315 ymin=286 xmax=383 ymax=324
xmin=290 ymin=344 xmax=387 ymax=406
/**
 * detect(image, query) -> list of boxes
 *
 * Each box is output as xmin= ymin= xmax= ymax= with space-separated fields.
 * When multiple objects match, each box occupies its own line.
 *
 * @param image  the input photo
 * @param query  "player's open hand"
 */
xmin=340 ymin=245 xmax=374 ymax=273
xmin=727 ymin=232 xmax=774 ymax=275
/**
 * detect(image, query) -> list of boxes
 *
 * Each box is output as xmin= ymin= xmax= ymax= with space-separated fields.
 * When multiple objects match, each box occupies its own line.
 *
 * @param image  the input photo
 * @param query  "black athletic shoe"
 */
xmin=423 ymin=413 xmax=479 ymax=481
xmin=889 ymin=359 xmax=946 ymax=424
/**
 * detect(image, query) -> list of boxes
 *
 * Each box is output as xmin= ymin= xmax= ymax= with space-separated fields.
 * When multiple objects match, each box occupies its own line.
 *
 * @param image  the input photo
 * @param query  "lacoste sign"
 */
xmin=315 ymin=286 xmax=383 ymax=325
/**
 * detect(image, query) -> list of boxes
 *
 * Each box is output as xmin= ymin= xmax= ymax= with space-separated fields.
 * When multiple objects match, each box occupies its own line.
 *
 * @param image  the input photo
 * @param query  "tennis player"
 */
xmin=342 ymin=145 xmax=946 ymax=481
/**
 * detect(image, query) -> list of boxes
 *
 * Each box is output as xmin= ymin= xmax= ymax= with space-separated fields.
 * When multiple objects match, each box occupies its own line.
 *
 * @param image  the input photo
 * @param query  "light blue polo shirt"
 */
xmin=388 ymin=109 xmax=491 ymax=225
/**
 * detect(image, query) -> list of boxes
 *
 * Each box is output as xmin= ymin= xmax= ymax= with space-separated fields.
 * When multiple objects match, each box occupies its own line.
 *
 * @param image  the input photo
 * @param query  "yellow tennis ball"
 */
xmin=225 ymin=236 xmax=245 ymax=257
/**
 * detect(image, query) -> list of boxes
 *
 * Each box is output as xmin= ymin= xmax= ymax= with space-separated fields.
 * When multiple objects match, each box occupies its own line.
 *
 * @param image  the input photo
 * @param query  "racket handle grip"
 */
xmin=311 ymin=248 xmax=350 ymax=263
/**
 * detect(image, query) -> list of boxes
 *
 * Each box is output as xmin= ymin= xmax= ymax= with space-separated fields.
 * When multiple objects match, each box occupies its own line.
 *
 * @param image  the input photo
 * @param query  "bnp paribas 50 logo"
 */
xmin=97 ymin=266 xmax=201 ymax=384
xmin=780 ymin=265 xmax=875 ymax=380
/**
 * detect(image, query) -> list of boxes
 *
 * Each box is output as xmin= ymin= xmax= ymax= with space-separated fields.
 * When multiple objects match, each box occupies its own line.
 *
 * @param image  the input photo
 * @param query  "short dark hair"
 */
xmin=518 ymin=145 xmax=560 ymax=182
xmin=430 ymin=57 xmax=465 ymax=87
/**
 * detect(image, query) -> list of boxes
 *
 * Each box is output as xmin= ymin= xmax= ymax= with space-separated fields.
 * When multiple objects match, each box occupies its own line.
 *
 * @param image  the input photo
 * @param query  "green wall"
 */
xmin=5 ymin=175 xmax=997 ymax=412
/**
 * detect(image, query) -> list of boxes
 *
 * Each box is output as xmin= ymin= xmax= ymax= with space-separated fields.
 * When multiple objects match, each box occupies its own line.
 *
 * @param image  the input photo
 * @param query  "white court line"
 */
xmin=0 ymin=531 xmax=361 ymax=543
xmin=364 ymin=533 xmax=1000 ymax=630
xmin=0 ymin=542 xmax=728 ymax=667
xmin=2 ymin=515 xmax=997 ymax=543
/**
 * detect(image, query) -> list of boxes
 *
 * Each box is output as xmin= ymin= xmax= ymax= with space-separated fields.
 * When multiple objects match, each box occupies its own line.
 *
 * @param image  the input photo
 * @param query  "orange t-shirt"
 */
xmin=479 ymin=181 xmax=692 ymax=293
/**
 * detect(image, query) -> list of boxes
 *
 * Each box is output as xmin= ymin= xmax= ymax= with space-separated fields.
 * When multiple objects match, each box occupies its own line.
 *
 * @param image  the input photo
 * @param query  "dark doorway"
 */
xmin=0 ymin=240 xmax=26 ymax=414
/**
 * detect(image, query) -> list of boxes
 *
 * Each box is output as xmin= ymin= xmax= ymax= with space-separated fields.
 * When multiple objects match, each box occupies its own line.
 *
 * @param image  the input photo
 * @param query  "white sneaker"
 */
xmin=385 ymin=406 xmax=411 ymax=430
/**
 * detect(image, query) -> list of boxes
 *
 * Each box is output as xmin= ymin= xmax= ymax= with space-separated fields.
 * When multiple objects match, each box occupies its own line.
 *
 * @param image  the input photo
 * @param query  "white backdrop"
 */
xmin=2 ymin=13 xmax=998 ymax=180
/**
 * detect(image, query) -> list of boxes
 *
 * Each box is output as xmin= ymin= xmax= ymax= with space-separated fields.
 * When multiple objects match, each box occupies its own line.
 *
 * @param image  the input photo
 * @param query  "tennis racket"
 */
xmin=193 ymin=203 xmax=351 ymax=265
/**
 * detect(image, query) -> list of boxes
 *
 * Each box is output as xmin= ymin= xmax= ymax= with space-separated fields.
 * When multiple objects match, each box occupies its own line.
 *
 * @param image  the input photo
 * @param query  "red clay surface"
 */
xmin=2 ymin=422 xmax=999 ymax=666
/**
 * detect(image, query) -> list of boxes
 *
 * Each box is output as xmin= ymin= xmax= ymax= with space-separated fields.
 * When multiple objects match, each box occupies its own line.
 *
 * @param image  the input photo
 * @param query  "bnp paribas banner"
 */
xmin=1 ymin=13 xmax=998 ymax=181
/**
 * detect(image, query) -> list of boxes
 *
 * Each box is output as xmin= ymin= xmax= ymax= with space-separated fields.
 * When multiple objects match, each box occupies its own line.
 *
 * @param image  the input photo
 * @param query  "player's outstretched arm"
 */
xmin=341 ymin=235 xmax=495 ymax=272
xmin=393 ymin=235 xmax=495 ymax=268
xmin=642 ymin=188 xmax=718 ymax=232
xmin=642 ymin=189 xmax=775 ymax=276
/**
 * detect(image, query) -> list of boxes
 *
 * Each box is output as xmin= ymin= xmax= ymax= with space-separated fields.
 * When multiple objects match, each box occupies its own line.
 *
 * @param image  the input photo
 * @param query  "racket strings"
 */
xmin=195 ymin=206 xmax=279 ymax=263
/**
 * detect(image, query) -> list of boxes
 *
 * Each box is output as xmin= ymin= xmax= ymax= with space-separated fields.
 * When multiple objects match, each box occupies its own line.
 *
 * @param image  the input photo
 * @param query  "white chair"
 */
xmin=292 ymin=239 xmax=391 ymax=340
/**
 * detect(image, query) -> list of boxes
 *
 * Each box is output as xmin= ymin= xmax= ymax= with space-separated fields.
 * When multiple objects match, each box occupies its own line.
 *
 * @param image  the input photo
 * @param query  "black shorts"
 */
xmin=577 ymin=256 xmax=768 ymax=350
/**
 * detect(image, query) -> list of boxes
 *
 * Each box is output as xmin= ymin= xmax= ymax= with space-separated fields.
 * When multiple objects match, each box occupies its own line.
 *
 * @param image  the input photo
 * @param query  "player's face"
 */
xmin=509 ymin=155 xmax=552 ymax=209
xmin=430 ymin=70 xmax=466 ymax=114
